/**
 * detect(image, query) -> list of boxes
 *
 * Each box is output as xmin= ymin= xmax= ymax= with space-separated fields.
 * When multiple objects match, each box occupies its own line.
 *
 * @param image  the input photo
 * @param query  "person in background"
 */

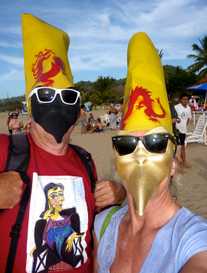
xmin=79 ymin=104 xmax=88 ymax=134
xmin=86 ymin=112 xmax=96 ymax=132
xmin=7 ymin=111 xmax=23 ymax=134
xmin=92 ymin=118 xmax=104 ymax=133
xmin=175 ymin=93 xmax=192 ymax=167
xmin=189 ymin=96 xmax=199 ymax=111
xmin=108 ymin=108 xmax=118 ymax=130
xmin=88 ymin=112 xmax=95 ymax=124
xmin=94 ymin=32 xmax=207 ymax=273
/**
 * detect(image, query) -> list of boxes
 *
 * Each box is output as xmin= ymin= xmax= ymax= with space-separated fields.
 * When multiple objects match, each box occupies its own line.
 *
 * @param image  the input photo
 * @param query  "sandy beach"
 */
xmin=1 ymin=111 xmax=207 ymax=218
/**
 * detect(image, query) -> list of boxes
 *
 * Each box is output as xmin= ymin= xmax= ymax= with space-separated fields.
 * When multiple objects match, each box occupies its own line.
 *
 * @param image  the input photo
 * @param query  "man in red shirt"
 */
xmin=0 ymin=14 xmax=125 ymax=273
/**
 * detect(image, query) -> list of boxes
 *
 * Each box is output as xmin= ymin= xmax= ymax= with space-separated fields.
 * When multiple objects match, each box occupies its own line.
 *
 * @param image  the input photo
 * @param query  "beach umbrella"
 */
xmin=188 ymin=82 xmax=207 ymax=90
xmin=187 ymin=82 xmax=207 ymax=110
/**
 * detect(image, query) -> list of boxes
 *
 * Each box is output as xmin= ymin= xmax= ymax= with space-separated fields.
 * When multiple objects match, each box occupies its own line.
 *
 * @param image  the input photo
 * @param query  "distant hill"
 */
xmin=0 ymin=96 xmax=25 ymax=112
xmin=0 ymin=67 xmax=199 ymax=111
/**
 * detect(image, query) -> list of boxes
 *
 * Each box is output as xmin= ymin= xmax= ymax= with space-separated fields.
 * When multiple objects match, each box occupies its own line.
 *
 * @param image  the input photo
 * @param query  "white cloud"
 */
xmin=0 ymin=41 xmax=22 ymax=48
xmin=3 ymin=0 xmax=206 ymax=71
xmin=0 ymin=53 xmax=23 ymax=66
xmin=0 ymin=0 xmax=206 ymax=98
xmin=0 ymin=68 xmax=23 ymax=82
xmin=0 ymin=25 xmax=21 ymax=35
xmin=116 ymin=0 xmax=207 ymax=50
xmin=61 ymin=0 xmax=207 ymax=72
xmin=0 ymin=68 xmax=25 ymax=98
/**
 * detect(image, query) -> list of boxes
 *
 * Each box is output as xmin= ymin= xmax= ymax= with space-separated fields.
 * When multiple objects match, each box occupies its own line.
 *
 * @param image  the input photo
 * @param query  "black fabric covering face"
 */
xmin=31 ymin=94 xmax=80 ymax=143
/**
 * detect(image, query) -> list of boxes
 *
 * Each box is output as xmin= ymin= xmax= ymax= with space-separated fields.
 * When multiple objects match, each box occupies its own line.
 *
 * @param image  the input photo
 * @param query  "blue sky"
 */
xmin=0 ymin=0 xmax=207 ymax=98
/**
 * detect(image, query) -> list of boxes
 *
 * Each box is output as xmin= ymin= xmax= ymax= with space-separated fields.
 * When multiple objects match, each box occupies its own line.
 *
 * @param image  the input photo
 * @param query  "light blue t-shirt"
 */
xmin=94 ymin=206 xmax=207 ymax=273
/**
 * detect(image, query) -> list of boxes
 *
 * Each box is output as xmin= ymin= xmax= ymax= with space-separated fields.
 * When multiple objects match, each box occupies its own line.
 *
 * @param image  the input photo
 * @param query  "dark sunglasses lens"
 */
xmin=113 ymin=136 xmax=138 ymax=155
xmin=37 ymin=88 xmax=55 ymax=102
xmin=144 ymin=134 xmax=168 ymax=153
xmin=61 ymin=90 xmax=79 ymax=104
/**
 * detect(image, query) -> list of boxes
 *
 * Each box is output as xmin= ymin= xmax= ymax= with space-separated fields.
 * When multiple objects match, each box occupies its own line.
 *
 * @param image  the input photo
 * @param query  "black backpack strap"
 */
xmin=69 ymin=144 xmax=96 ymax=193
xmin=6 ymin=134 xmax=30 ymax=172
xmin=4 ymin=134 xmax=31 ymax=273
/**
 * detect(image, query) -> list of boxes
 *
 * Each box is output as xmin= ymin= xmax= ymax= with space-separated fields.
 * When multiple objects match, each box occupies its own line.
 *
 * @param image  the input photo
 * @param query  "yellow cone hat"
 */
xmin=22 ymin=14 xmax=74 ymax=112
xmin=120 ymin=32 xmax=172 ymax=134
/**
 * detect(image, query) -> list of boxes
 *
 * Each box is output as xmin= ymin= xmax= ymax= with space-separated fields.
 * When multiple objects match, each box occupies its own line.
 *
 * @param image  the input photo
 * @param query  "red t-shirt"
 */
xmin=0 ymin=134 xmax=96 ymax=273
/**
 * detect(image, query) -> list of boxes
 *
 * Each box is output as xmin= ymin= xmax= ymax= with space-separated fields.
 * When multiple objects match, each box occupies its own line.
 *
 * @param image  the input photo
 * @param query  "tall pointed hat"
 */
xmin=22 ymin=14 xmax=73 ymax=112
xmin=120 ymin=32 xmax=172 ymax=134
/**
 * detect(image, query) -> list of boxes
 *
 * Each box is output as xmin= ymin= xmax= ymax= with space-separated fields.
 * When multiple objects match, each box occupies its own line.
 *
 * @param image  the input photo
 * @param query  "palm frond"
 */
xmin=188 ymin=35 xmax=207 ymax=74
xmin=192 ymin=43 xmax=203 ymax=54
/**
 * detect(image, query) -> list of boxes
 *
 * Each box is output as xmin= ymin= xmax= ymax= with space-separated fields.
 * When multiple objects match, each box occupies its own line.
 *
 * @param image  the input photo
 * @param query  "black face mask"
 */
xmin=31 ymin=95 xmax=80 ymax=143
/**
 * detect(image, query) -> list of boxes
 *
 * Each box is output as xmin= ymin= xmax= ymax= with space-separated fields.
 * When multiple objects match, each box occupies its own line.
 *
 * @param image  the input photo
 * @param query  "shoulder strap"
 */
xmin=69 ymin=144 xmax=96 ymax=192
xmin=4 ymin=134 xmax=31 ymax=273
xmin=99 ymin=206 xmax=121 ymax=240
xmin=5 ymin=134 xmax=30 ymax=172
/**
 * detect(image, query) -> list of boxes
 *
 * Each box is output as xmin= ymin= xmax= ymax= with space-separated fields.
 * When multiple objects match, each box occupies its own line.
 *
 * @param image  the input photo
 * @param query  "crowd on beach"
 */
xmin=79 ymin=103 xmax=122 ymax=134
xmin=7 ymin=94 xmax=205 ymax=137
xmin=188 ymin=95 xmax=207 ymax=111
xmin=6 ymin=104 xmax=122 ymax=136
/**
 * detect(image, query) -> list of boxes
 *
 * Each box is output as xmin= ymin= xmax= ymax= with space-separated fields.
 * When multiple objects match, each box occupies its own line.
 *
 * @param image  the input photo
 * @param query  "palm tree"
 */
xmin=188 ymin=36 xmax=207 ymax=78
xmin=158 ymin=49 xmax=164 ymax=59
xmin=157 ymin=48 xmax=164 ymax=59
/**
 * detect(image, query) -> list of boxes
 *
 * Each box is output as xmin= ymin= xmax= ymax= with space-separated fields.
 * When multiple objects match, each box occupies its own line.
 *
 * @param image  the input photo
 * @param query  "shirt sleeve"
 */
xmin=174 ymin=104 xmax=180 ymax=117
xmin=176 ymin=218 xmax=207 ymax=272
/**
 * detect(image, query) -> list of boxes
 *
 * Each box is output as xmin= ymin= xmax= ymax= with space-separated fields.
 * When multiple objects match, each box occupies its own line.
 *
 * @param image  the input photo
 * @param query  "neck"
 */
xmin=126 ymin=180 xmax=180 ymax=234
xmin=181 ymin=103 xmax=187 ymax=108
xmin=30 ymin=120 xmax=72 ymax=155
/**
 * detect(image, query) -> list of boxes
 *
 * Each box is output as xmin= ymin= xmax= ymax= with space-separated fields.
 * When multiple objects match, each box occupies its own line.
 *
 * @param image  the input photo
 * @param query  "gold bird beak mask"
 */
xmin=113 ymin=128 xmax=176 ymax=216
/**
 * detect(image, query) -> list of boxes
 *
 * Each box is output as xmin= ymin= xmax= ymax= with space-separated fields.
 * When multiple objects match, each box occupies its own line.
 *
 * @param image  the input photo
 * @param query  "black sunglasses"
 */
xmin=112 ymin=133 xmax=176 ymax=155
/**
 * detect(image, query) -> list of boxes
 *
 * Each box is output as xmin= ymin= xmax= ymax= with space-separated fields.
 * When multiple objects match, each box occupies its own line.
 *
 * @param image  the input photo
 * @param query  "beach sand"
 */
xmin=1 ymin=111 xmax=207 ymax=218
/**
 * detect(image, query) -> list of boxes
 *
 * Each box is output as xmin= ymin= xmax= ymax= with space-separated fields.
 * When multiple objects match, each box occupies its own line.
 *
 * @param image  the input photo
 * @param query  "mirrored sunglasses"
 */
xmin=29 ymin=87 xmax=80 ymax=105
xmin=112 ymin=133 xmax=176 ymax=155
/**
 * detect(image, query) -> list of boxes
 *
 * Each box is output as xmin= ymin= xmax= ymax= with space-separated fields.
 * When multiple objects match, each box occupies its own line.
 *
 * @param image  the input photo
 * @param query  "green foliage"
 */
xmin=164 ymin=65 xmax=198 ymax=97
xmin=157 ymin=48 xmax=164 ymax=59
xmin=188 ymin=36 xmax=207 ymax=77
xmin=76 ymin=76 xmax=124 ymax=105
xmin=92 ymin=76 xmax=116 ymax=104
xmin=0 ymin=96 xmax=25 ymax=112
xmin=93 ymin=76 xmax=116 ymax=92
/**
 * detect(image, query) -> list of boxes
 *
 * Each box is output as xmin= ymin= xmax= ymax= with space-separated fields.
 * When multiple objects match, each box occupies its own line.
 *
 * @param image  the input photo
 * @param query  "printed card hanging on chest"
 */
xmin=26 ymin=173 xmax=88 ymax=273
